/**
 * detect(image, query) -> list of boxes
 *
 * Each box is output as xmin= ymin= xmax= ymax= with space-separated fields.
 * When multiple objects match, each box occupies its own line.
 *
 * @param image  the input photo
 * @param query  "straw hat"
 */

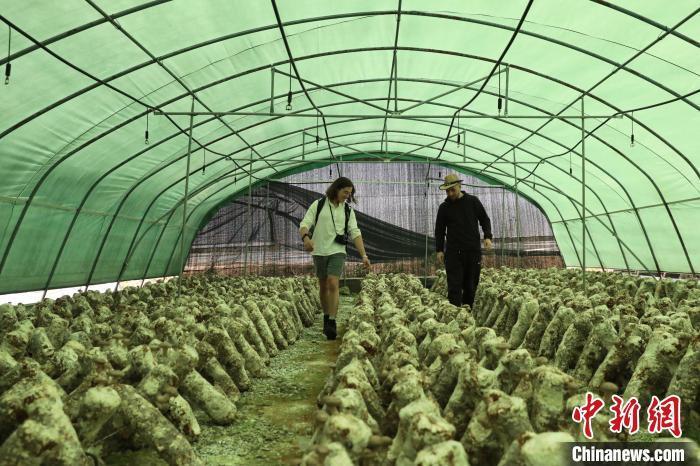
xmin=439 ymin=173 xmax=463 ymax=190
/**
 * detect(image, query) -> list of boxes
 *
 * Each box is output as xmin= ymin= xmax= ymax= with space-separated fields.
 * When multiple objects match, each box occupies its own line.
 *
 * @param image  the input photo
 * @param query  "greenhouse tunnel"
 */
xmin=2 ymin=2 xmax=700 ymax=465
xmin=0 ymin=1 xmax=699 ymax=290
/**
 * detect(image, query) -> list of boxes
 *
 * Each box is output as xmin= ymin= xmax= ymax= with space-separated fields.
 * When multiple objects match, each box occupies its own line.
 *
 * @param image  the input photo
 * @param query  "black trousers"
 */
xmin=445 ymin=249 xmax=482 ymax=307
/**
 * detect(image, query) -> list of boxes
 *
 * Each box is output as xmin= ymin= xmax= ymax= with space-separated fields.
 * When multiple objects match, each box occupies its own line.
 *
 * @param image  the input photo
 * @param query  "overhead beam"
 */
xmin=153 ymin=110 xmax=622 ymax=119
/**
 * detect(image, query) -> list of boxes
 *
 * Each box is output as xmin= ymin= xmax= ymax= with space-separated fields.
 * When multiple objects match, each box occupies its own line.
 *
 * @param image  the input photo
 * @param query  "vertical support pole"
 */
xmin=178 ymin=95 xmax=196 ymax=297
xmin=462 ymin=128 xmax=466 ymax=162
xmin=513 ymin=148 xmax=521 ymax=268
xmin=244 ymin=149 xmax=253 ymax=275
xmin=424 ymin=177 xmax=429 ymax=288
xmin=394 ymin=57 xmax=399 ymax=113
xmin=269 ymin=66 xmax=275 ymax=114
xmin=302 ymin=131 xmax=306 ymax=160
xmin=500 ymin=185 xmax=506 ymax=267
xmin=263 ymin=181 xmax=269 ymax=275
xmin=504 ymin=64 xmax=510 ymax=116
xmin=581 ymin=96 xmax=587 ymax=295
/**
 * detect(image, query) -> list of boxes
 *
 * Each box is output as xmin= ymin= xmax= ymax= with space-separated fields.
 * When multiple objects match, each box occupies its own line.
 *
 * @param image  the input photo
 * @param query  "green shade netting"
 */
xmin=0 ymin=0 xmax=698 ymax=293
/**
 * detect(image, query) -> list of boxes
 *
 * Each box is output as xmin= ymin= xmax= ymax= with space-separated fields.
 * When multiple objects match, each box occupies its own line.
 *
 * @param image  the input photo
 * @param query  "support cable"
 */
xmin=269 ymin=0 xmax=341 ymax=175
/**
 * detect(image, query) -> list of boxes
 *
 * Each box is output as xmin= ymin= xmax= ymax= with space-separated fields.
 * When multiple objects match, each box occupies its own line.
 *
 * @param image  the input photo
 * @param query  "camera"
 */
xmin=334 ymin=234 xmax=348 ymax=245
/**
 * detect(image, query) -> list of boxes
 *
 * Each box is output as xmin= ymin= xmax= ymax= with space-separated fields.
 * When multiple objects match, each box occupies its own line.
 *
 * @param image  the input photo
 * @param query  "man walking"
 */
xmin=435 ymin=174 xmax=493 ymax=308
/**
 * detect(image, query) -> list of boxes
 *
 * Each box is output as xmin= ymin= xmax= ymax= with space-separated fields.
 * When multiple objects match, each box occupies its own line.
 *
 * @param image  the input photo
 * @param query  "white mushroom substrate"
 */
xmin=0 ymin=274 xmax=321 ymax=465
xmin=305 ymin=270 xmax=700 ymax=465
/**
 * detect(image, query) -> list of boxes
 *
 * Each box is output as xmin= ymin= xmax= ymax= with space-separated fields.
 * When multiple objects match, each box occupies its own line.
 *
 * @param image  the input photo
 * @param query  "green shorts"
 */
xmin=313 ymin=253 xmax=346 ymax=278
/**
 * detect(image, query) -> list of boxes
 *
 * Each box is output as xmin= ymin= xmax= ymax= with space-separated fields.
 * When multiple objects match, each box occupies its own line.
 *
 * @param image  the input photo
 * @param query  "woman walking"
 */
xmin=299 ymin=177 xmax=370 ymax=340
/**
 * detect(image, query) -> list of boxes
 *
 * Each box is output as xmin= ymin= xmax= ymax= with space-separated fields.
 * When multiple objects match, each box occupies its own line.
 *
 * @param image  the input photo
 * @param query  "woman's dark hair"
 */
xmin=325 ymin=176 xmax=356 ymax=203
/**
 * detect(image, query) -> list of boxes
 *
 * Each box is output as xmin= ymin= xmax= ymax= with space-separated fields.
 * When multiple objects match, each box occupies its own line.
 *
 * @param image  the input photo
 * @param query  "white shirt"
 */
xmin=300 ymin=198 xmax=361 ymax=256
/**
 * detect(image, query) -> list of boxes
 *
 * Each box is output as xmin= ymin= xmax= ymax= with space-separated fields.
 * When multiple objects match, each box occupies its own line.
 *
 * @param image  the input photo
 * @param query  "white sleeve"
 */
xmin=299 ymin=200 xmax=318 ymax=232
xmin=348 ymin=207 xmax=361 ymax=240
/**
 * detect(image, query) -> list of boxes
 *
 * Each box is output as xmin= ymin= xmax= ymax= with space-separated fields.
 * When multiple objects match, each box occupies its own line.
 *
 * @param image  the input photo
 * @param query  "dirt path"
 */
xmin=107 ymin=296 xmax=351 ymax=465
xmin=195 ymin=295 xmax=352 ymax=465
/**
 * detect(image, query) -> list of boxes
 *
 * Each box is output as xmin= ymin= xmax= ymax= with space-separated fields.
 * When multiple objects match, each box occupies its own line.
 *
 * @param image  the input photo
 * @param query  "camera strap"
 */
xmin=313 ymin=196 xmax=350 ymax=236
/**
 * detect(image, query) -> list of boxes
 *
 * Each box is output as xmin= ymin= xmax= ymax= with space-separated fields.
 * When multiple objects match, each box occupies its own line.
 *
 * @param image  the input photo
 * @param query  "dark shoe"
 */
xmin=323 ymin=314 xmax=332 ymax=339
xmin=326 ymin=319 xmax=337 ymax=340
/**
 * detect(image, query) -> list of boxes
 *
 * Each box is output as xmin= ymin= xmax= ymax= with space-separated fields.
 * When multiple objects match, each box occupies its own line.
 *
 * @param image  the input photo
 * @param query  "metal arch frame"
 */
xmin=123 ymin=125 xmax=631 ymax=285
xmin=0 ymin=47 xmax=696 ymax=284
xmin=3 ymin=8 xmax=697 ymax=114
xmin=153 ymin=151 xmax=582 ymax=280
xmin=116 ymin=133 xmax=589 ymax=285
xmin=2 ymin=11 xmax=697 ymax=170
xmin=476 ymin=8 xmax=698 ymax=272
xmin=161 ymin=159 xmax=655 ymax=281
xmin=590 ymin=0 xmax=699 ymax=47
xmin=294 ymin=133 xmax=606 ymax=272
xmin=82 ymin=0 xmax=276 ymax=176
xmin=0 ymin=25 xmax=700 ymax=198
xmin=430 ymin=0 xmax=535 ymax=164
xmin=0 ymin=41 xmax=694 ymax=212
xmin=4 ymin=3 xmax=696 ymax=68
xmin=0 ymin=19 xmax=276 ymax=279
xmin=1 ymin=43 xmax=695 ymax=185
xmin=153 ymin=149 xmax=653 ymax=283
xmin=0 ymin=1 xmax=174 ymax=65
xmin=482 ymin=4 xmax=700 ymax=174
xmin=43 ymin=86 xmax=662 ymax=292
xmin=2 ymin=10 xmax=696 ymax=192
xmin=0 ymin=18 xmax=688 ymax=292
xmin=84 ymin=103 xmax=630 ymax=290
xmin=24 ymin=65 xmax=669 ymax=293
xmin=108 ymin=127 xmax=586 ymax=287
xmin=130 ymin=85 xmax=651 ymax=266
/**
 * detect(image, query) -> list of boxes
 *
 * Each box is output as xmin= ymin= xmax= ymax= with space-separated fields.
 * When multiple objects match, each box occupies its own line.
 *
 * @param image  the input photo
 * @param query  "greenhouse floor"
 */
xmin=104 ymin=296 xmax=352 ymax=466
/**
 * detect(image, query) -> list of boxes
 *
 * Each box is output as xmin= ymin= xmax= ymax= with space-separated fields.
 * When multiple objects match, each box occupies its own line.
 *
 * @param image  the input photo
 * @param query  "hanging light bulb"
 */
xmin=457 ymin=132 xmax=461 ymax=146
xmin=4 ymin=62 xmax=10 ymax=85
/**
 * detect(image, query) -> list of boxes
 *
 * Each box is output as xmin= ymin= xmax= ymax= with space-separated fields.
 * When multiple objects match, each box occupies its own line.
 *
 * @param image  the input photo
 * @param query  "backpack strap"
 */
xmin=313 ymin=197 xmax=326 ymax=229
xmin=344 ymin=203 xmax=351 ymax=236
xmin=309 ymin=197 xmax=326 ymax=238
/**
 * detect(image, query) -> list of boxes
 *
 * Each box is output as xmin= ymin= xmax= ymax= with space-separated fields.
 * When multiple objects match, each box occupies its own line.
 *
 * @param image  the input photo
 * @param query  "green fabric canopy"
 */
xmin=0 ymin=0 xmax=698 ymax=293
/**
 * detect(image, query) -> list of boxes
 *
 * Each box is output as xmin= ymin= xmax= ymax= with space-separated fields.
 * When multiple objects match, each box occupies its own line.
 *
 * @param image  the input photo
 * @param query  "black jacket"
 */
xmin=435 ymin=191 xmax=492 ymax=253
